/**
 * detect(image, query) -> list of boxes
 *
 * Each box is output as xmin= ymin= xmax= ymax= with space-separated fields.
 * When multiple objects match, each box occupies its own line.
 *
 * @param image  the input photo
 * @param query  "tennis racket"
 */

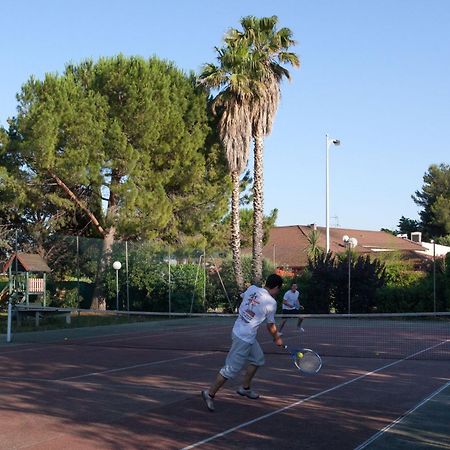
xmin=282 ymin=345 xmax=322 ymax=375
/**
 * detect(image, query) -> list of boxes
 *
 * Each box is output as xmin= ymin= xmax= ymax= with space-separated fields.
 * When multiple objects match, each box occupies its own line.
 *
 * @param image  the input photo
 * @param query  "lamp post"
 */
xmin=326 ymin=134 xmax=341 ymax=253
xmin=431 ymin=240 xmax=436 ymax=313
xmin=112 ymin=261 xmax=122 ymax=311
xmin=343 ymin=235 xmax=358 ymax=315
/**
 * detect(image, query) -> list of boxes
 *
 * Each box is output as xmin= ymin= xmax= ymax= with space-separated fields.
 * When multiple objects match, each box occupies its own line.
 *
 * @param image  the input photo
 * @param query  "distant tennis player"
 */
xmin=201 ymin=274 xmax=284 ymax=412
xmin=277 ymin=282 xmax=304 ymax=335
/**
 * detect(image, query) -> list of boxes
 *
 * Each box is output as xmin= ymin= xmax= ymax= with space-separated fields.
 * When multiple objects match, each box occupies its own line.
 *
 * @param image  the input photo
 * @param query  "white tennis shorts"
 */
xmin=220 ymin=333 xmax=265 ymax=379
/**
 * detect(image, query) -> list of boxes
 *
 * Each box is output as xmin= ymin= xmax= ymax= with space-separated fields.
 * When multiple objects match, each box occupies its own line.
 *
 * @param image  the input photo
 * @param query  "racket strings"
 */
xmin=294 ymin=351 xmax=322 ymax=373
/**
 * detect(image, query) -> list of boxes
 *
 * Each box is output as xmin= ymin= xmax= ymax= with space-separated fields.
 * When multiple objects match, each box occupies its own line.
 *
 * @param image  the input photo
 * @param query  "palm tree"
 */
xmin=306 ymin=229 xmax=324 ymax=260
xmin=227 ymin=16 xmax=300 ymax=284
xmin=198 ymin=45 xmax=254 ymax=292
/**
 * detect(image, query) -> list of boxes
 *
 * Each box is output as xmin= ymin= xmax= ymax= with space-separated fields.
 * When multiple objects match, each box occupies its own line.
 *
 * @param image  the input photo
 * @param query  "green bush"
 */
xmin=301 ymin=253 xmax=336 ymax=313
xmin=50 ymin=287 xmax=82 ymax=308
xmin=47 ymin=280 xmax=94 ymax=309
xmin=375 ymin=284 xmax=432 ymax=312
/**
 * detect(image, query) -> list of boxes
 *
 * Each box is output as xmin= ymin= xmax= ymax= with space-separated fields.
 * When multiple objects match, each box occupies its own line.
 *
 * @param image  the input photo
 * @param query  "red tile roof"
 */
xmin=261 ymin=225 xmax=425 ymax=270
xmin=2 ymin=253 xmax=51 ymax=273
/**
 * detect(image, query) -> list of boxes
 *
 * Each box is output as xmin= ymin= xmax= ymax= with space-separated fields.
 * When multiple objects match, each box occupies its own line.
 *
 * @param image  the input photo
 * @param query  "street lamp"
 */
xmin=431 ymin=240 xmax=436 ymax=313
xmin=343 ymin=235 xmax=358 ymax=315
xmin=113 ymin=261 xmax=122 ymax=311
xmin=326 ymin=134 xmax=341 ymax=253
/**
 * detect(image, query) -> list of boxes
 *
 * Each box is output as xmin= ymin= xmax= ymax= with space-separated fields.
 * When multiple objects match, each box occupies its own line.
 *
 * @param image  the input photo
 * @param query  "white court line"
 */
xmin=58 ymin=333 xmax=292 ymax=381
xmin=0 ymin=351 xmax=215 ymax=382
xmin=0 ymin=328 xmax=268 ymax=382
xmin=58 ymin=351 xmax=216 ymax=380
xmin=181 ymin=339 xmax=449 ymax=450
xmin=0 ymin=375 xmax=201 ymax=394
xmin=354 ymin=378 xmax=450 ymax=450
xmin=0 ymin=321 xmax=232 ymax=355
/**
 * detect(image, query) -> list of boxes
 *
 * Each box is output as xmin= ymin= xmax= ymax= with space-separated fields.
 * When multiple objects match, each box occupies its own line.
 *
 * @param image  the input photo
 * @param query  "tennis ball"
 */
xmin=296 ymin=352 xmax=304 ymax=359
xmin=64 ymin=337 xmax=68 ymax=341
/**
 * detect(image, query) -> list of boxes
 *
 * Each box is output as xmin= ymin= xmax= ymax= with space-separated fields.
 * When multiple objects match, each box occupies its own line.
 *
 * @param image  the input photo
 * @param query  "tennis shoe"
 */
xmin=277 ymin=331 xmax=283 ymax=336
xmin=237 ymin=386 xmax=260 ymax=399
xmin=201 ymin=390 xmax=215 ymax=412
xmin=297 ymin=327 xmax=305 ymax=332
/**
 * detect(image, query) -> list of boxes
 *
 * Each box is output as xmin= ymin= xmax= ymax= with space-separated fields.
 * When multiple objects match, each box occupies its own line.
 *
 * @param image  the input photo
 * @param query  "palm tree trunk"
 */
xmin=252 ymin=135 xmax=264 ymax=285
xmin=230 ymin=170 xmax=244 ymax=292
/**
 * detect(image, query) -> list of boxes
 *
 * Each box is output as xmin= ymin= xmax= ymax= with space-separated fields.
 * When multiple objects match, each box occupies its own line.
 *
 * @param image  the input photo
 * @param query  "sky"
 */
xmin=1 ymin=0 xmax=449 ymax=232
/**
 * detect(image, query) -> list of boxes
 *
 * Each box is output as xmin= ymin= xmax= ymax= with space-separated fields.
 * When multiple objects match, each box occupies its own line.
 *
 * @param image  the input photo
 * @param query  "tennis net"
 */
xmin=5 ymin=309 xmax=450 ymax=361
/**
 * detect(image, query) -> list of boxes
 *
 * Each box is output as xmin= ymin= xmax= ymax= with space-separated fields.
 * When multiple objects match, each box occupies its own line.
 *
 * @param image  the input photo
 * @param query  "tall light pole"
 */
xmin=113 ymin=261 xmax=122 ymax=311
xmin=343 ymin=235 xmax=358 ymax=315
xmin=431 ymin=240 xmax=436 ymax=313
xmin=326 ymin=134 xmax=341 ymax=253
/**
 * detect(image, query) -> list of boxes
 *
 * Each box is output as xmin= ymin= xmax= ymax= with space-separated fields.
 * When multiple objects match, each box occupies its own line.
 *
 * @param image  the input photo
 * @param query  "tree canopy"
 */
xmin=3 ymin=55 xmax=230 ymax=307
xmin=412 ymin=163 xmax=450 ymax=241
xmin=397 ymin=216 xmax=420 ymax=235
xmin=5 ymin=55 xmax=229 ymax=245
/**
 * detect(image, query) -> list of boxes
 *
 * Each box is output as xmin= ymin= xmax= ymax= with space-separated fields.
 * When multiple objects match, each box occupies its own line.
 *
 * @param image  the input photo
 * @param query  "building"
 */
xmin=263 ymin=225 xmax=429 ymax=273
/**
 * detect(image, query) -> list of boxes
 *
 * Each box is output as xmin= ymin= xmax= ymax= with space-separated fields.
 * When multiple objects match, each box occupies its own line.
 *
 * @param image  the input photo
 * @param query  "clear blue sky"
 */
xmin=2 ymin=0 xmax=449 ymax=231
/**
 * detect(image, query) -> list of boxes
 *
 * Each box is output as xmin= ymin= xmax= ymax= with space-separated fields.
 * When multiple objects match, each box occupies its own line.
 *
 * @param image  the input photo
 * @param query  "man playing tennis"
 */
xmin=201 ymin=274 xmax=284 ymax=412
xmin=277 ymin=282 xmax=304 ymax=335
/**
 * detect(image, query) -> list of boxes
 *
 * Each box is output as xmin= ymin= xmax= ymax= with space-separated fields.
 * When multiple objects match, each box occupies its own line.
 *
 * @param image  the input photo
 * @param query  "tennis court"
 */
xmin=0 ymin=313 xmax=449 ymax=449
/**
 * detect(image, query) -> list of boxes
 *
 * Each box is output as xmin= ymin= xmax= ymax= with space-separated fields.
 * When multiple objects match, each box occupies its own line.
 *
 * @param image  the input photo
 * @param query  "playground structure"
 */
xmin=1 ymin=253 xmax=72 ymax=338
xmin=1 ymin=252 xmax=51 ymax=307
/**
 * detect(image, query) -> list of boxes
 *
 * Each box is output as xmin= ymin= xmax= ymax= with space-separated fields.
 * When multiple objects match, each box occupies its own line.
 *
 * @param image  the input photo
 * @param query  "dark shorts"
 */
xmin=282 ymin=309 xmax=300 ymax=315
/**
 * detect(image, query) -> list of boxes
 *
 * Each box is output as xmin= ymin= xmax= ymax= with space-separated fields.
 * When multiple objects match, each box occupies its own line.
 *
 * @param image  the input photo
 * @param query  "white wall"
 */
xmin=418 ymin=242 xmax=450 ymax=258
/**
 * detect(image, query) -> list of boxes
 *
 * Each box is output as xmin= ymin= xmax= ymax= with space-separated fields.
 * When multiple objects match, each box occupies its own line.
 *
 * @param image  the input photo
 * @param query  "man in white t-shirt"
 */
xmin=278 ymin=282 xmax=304 ymax=335
xmin=201 ymin=274 xmax=284 ymax=412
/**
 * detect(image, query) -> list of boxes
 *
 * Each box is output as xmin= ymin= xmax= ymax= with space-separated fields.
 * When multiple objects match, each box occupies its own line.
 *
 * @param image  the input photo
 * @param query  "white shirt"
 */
xmin=233 ymin=285 xmax=277 ymax=343
xmin=282 ymin=289 xmax=300 ymax=310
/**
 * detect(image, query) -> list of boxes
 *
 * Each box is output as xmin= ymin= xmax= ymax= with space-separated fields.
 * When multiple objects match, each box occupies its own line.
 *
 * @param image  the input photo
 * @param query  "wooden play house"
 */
xmin=2 ymin=253 xmax=51 ymax=306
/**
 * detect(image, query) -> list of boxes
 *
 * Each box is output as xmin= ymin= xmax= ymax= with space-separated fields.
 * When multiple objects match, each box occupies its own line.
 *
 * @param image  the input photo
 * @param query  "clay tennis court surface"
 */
xmin=0 ymin=317 xmax=449 ymax=449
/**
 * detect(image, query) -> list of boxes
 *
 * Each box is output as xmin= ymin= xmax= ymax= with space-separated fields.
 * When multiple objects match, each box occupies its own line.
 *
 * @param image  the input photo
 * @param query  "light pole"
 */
xmin=326 ymin=134 xmax=341 ymax=253
xmin=343 ymin=235 xmax=358 ymax=315
xmin=431 ymin=240 xmax=436 ymax=313
xmin=113 ymin=261 xmax=122 ymax=311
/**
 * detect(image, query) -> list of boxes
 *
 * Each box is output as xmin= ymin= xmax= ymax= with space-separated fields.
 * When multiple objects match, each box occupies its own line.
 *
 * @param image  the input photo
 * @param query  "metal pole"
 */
xmin=433 ymin=240 xmax=436 ymax=313
xmin=14 ymin=229 xmax=18 ymax=292
xmin=7 ymin=300 xmax=12 ymax=343
xmin=168 ymin=247 xmax=171 ymax=315
xmin=125 ymin=241 xmax=130 ymax=312
xmin=15 ymin=229 xmax=18 ymax=274
xmin=43 ymin=272 xmax=47 ymax=307
xmin=203 ymin=248 xmax=206 ymax=309
xmin=115 ymin=269 xmax=119 ymax=311
xmin=326 ymin=134 xmax=330 ymax=253
xmin=348 ymin=245 xmax=351 ymax=315
xmin=76 ymin=236 xmax=80 ymax=309
xmin=190 ymin=254 xmax=202 ymax=314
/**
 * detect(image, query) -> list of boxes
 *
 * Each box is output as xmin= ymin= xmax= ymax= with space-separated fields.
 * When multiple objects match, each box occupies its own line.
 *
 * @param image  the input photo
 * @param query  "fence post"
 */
xmin=126 ymin=241 xmax=130 ymax=312
xmin=7 ymin=300 xmax=12 ymax=343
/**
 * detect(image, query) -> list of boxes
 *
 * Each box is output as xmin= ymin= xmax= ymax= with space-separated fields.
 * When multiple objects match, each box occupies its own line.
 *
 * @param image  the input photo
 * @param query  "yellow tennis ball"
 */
xmin=297 ymin=352 xmax=304 ymax=359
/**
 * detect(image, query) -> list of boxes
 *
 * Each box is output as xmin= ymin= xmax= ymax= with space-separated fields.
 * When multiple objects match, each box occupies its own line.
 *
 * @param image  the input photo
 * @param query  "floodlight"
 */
xmin=349 ymin=237 xmax=358 ymax=248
